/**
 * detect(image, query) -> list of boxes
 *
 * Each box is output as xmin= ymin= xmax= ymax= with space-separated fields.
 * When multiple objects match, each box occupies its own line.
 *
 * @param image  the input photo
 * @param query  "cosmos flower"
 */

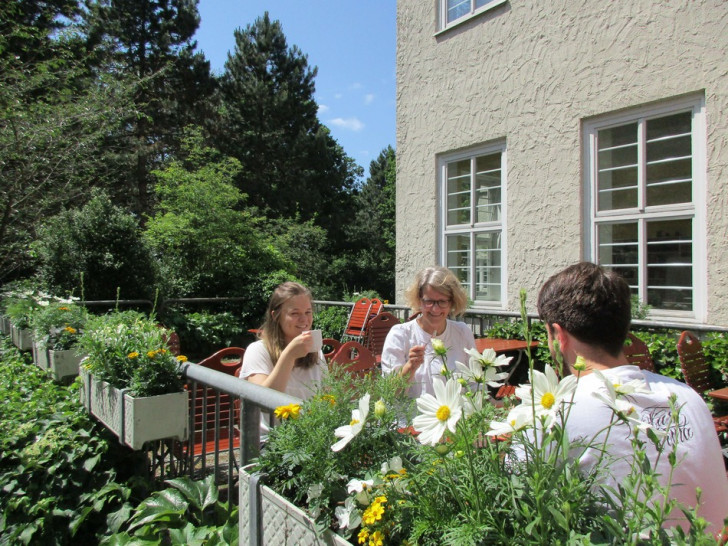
xmin=515 ymin=364 xmax=577 ymax=418
xmin=412 ymin=378 xmax=464 ymax=446
xmin=331 ymin=393 xmax=370 ymax=452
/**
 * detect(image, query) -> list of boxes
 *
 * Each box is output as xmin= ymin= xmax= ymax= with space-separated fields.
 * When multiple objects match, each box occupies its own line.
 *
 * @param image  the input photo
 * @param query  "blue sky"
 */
xmin=195 ymin=1 xmax=396 ymax=181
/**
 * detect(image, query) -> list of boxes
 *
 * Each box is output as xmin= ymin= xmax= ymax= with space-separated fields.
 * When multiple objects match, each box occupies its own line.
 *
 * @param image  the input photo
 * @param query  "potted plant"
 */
xmin=77 ymin=310 xmax=189 ymax=450
xmin=31 ymin=300 xmax=88 ymax=380
xmin=4 ymin=289 xmax=45 ymax=350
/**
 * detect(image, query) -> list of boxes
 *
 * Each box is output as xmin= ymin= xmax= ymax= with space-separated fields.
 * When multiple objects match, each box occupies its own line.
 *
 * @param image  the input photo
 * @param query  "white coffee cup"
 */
xmin=306 ymin=329 xmax=323 ymax=353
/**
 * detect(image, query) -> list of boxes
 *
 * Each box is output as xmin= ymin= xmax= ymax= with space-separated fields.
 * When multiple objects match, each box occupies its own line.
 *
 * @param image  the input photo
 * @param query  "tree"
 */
xmin=81 ymin=0 xmax=216 ymax=215
xmin=218 ymin=12 xmax=361 ymax=232
xmin=344 ymin=146 xmax=396 ymax=300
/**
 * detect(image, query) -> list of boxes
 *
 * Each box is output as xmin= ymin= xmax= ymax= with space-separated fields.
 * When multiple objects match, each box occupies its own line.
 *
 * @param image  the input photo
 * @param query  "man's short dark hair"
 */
xmin=537 ymin=262 xmax=632 ymax=357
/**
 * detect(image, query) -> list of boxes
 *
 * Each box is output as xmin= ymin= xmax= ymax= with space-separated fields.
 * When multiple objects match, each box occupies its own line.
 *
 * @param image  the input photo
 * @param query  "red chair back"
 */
xmin=623 ymin=332 xmax=655 ymax=373
xmin=364 ymin=312 xmax=399 ymax=361
xmin=677 ymin=330 xmax=713 ymax=393
xmin=322 ymin=338 xmax=342 ymax=361
xmin=330 ymin=341 xmax=378 ymax=379
xmin=343 ymin=298 xmax=373 ymax=340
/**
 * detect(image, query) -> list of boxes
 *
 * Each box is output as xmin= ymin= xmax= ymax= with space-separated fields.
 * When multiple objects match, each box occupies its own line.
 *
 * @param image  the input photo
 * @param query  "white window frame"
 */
xmin=436 ymin=0 xmax=507 ymax=33
xmin=582 ymin=94 xmax=707 ymax=322
xmin=438 ymin=142 xmax=508 ymax=308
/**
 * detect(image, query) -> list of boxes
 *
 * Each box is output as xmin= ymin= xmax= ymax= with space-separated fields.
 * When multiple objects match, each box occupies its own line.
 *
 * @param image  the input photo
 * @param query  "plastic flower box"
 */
xmin=239 ymin=467 xmax=353 ymax=546
xmin=11 ymin=324 xmax=33 ymax=351
xmin=79 ymin=367 xmax=188 ymax=450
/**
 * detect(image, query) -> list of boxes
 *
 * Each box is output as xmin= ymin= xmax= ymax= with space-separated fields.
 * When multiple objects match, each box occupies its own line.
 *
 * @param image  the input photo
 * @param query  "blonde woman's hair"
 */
xmin=260 ymin=282 xmax=318 ymax=369
xmin=404 ymin=266 xmax=468 ymax=317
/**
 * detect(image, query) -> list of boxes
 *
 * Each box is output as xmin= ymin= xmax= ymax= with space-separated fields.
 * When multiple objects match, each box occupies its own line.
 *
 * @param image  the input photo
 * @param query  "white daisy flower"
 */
xmin=331 ymin=393 xmax=370 ymax=452
xmin=515 ymin=364 xmax=577 ymax=418
xmin=592 ymin=371 xmax=662 ymax=435
xmin=455 ymin=355 xmax=509 ymax=388
xmin=412 ymin=377 xmax=464 ymax=446
xmin=464 ymin=347 xmax=512 ymax=370
xmin=335 ymin=497 xmax=362 ymax=530
xmin=486 ymin=404 xmax=535 ymax=436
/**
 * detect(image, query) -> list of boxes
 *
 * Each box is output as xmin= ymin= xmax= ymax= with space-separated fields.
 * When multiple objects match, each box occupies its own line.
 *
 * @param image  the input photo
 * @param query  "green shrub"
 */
xmin=315 ymin=305 xmax=350 ymax=340
xmin=33 ymin=190 xmax=157 ymax=301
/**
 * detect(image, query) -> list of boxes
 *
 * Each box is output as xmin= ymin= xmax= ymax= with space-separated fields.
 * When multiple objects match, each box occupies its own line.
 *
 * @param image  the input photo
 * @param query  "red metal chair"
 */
xmin=364 ymin=311 xmax=399 ymax=363
xmin=342 ymin=298 xmax=373 ymax=342
xmin=677 ymin=331 xmax=728 ymax=433
xmin=623 ymin=332 xmax=655 ymax=373
xmin=329 ymin=341 xmax=378 ymax=380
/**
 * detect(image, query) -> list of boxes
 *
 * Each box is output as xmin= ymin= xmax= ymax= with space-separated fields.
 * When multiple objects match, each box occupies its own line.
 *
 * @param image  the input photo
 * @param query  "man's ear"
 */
xmin=550 ymin=323 xmax=569 ymax=351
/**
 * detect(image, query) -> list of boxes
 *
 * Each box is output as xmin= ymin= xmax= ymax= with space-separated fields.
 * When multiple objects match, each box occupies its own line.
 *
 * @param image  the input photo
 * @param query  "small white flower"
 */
xmin=307 ymin=483 xmax=324 ymax=503
xmin=380 ymin=456 xmax=403 ymax=475
xmin=331 ymin=393 xmax=370 ymax=452
xmin=412 ymin=377 xmax=464 ymax=446
xmin=455 ymin=355 xmax=509 ymax=388
xmin=335 ymin=497 xmax=362 ymax=530
xmin=465 ymin=347 xmax=512 ymax=370
xmin=515 ymin=364 xmax=577 ymax=418
xmin=486 ymin=405 xmax=535 ymax=436
xmin=592 ymin=371 xmax=661 ymax=435
xmin=347 ymin=478 xmax=374 ymax=505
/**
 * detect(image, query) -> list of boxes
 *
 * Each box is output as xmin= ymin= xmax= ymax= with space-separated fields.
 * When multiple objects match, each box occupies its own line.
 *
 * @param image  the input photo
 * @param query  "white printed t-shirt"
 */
xmin=381 ymin=319 xmax=475 ymax=398
xmin=566 ymin=365 xmax=728 ymax=534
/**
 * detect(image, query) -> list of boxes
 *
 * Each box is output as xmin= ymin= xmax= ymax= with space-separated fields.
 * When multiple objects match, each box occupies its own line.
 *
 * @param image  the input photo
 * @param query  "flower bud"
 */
xmin=431 ymin=338 xmax=447 ymax=356
xmin=374 ymin=398 xmax=387 ymax=418
xmin=573 ymin=355 xmax=587 ymax=372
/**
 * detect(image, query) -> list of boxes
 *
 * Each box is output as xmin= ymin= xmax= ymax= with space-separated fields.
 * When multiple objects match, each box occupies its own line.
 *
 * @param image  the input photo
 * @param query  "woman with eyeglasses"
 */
xmin=381 ymin=266 xmax=475 ymax=397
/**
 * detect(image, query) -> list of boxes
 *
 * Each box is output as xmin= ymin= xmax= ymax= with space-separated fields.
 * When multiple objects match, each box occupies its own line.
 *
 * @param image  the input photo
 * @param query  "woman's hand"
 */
xmin=401 ymin=344 xmax=426 ymax=380
xmin=285 ymin=331 xmax=316 ymax=359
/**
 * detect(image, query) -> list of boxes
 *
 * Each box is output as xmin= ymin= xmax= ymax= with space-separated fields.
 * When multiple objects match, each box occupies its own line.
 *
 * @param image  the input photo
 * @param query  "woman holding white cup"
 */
xmin=241 ymin=281 xmax=326 ymax=400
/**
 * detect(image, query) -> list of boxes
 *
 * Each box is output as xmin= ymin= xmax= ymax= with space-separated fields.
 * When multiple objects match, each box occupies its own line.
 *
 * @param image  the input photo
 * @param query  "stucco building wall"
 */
xmin=395 ymin=0 xmax=728 ymax=324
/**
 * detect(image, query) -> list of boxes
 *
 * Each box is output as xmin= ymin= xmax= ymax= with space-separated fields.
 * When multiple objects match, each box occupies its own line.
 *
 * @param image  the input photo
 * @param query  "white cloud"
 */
xmin=318 ymin=104 xmax=330 ymax=114
xmin=329 ymin=117 xmax=365 ymax=132
xmin=334 ymin=93 xmax=343 ymax=100
xmin=364 ymin=94 xmax=375 ymax=105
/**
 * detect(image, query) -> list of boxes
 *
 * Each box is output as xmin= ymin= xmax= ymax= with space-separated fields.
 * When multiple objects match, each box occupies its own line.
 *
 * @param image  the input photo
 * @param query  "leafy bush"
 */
xmin=31 ymin=300 xmax=88 ymax=351
xmin=315 ymin=305 xmax=350 ymax=340
xmin=171 ymin=310 xmax=245 ymax=359
xmin=0 ymin=336 xmax=150 ymax=544
xmin=33 ymin=190 xmax=157 ymax=301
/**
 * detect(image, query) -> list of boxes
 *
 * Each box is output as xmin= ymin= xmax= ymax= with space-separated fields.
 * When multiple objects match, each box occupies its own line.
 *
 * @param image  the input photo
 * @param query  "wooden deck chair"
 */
xmin=329 ymin=341 xmax=378 ymax=380
xmin=623 ymin=332 xmax=656 ymax=373
xmin=177 ymin=347 xmax=246 ymax=467
xmin=677 ymin=331 xmax=728 ymax=433
xmin=322 ymin=338 xmax=342 ymax=362
xmin=364 ymin=312 xmax=399 ymax=363
xmin=342 ymin=297 xmax=373 ymax=342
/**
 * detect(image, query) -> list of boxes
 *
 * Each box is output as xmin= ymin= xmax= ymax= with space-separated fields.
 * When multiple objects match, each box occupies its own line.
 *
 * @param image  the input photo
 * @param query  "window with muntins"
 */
xmin=585 ymin=97 xmax=705 ymax=318
xmin=438 ymin=0 xmax=507 ymax=31
xmin=441 ymin=147 xmax=505 ymax=305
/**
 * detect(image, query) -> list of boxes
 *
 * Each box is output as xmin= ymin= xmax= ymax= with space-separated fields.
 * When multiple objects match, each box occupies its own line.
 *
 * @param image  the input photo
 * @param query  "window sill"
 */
xmin=435 ymin=0 xmax=508 ymax=37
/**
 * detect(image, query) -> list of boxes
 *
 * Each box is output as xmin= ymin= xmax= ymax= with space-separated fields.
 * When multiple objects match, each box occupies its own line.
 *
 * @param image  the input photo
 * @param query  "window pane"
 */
xmin=447 ymin=0 xmax=470 ymax=23
xmin=474 ymin=232 xmax=501 ymax=301
xmin=646 ymin=219 xmax=692 ymax=311
xmin=474 ymin=153 xmax=501 ymax=223
xmin=645 ymin=112 xmax=692 ymax=207
xmin=447 ymin=159 xmax=471 ymax=225
xmin=598 ymin=222 xmax=638 ymax=292
xmin=597 ymin=123 xmax=638 ymax=211
xmin=446 ymin=234 xmax=470 ymax=294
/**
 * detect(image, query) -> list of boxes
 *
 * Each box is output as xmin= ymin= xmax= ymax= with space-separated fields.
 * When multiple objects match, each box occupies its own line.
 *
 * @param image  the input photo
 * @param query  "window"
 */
xmin=440 ymin=145 xmax=506 ymax=305
xmin=584 ymin=96 xmax=706 ymax=319
xmin=437 ymin=0 xmax=507 ymax=32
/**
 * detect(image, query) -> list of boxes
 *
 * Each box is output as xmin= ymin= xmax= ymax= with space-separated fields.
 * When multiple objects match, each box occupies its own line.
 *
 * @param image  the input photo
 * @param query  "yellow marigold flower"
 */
xmin=59 ymin=306 xmax=70 ymax=311
xmin=362 ymin=500 xmax=385 ymax=525
xmin=147 ymin=350 xmax=157 ymax=358
xmin=127 ymin=352 xmax=139 ymax=359
xmin=176 ymin=355 xmax=188 ymax=362
xmin=64 ymin=326 xmax=77 ymax=334
xmin=358 ymin=528 xmax=370 ymax=545
xmin=321 ymin=394 xmax=336 ymax=406
xmin=274 ymin=403 xmax=301 ymax=420
xmin=158 ymin=348 xmax=167 ymax=354
xmin=369 ymin=530 xmax=385 ymax=546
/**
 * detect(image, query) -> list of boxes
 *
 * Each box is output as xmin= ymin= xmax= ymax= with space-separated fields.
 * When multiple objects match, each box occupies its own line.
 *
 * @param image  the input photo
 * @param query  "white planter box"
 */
xmin=49 ymin=349 xmax=84 ymax=381
xmin=33 ymin=342 xmax=50 ymax=371
xmin=0 ymin=316 xmax=9 ymax=335
xmin=79 ymin=368 xmax=188 ymax=450
xmin=239 ymin=468 xmax=353 ymax=546
xmin=11 ymin=325 xmax=33 ymax=351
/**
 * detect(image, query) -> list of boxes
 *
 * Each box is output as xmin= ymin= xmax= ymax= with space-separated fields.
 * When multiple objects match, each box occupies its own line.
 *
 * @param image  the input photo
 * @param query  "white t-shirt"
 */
xmin=566 ymin=365 xmax=728 ymax=534
xmin=240 ymin=339 xmax=326 ymax=400
xmin=381 ymin=319 xmax=476 ymax=398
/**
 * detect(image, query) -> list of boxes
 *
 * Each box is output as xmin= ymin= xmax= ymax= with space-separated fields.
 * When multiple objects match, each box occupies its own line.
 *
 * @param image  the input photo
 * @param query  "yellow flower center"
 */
xmin=540 ymin=392 xmax=556 ymax=409
xmin=350 ymin=418 xmax=360 ymax=426
xmin=436 ymin=405 xmax=451 ymax=421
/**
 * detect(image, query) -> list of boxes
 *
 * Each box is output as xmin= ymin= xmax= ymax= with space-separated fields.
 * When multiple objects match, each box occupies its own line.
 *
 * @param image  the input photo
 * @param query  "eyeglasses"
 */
xmin=421 ymin=298 xmax=451 ymax=309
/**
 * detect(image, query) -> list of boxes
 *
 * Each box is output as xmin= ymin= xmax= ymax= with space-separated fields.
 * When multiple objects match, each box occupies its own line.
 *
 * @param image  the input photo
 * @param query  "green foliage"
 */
xmin=253 ymin=370 xmax=415 ymax=535
xmin=34 ymin=191 xmax=157 ymax=301
xmin=315 ymin=305 xmax=350 ymax=340
xmin=30 ymin=300 xmax=88 ymax=351
xmin=631 ymin=330 xmax=681 ymax=379
xmin=78 ymin=310 xmax=184 ymax=397
xmin=169 ymin=310 xmax=245 ymax=360
xmin=0 ymin=335 xmax=149 ymax=544
xmin=104 ymin=476 xmax=238 ymax=545
xmin=145 ymin=130 xmax=291 ymax=322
